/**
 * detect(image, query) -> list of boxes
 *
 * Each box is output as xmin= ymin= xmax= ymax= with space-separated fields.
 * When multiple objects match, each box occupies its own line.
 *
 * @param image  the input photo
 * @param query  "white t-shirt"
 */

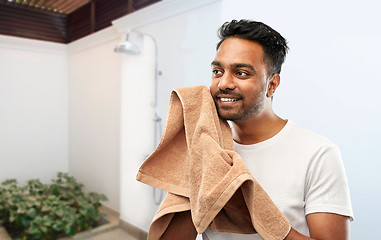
xmin=202 ymin=120 xmax=353 ymax=240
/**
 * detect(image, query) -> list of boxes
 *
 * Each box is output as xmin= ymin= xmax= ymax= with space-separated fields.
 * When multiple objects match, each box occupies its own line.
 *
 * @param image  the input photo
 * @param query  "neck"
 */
xmin=232 ymin=108 xmax=287 ymax=145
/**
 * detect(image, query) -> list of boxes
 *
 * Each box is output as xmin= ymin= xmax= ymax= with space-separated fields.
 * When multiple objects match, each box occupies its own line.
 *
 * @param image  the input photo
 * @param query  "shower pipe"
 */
xmin=114 ymin=30 xmax=163 ymax=204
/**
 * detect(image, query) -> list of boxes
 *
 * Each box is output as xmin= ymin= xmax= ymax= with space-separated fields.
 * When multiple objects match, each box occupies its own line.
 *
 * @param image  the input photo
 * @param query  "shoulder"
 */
xmin=285 ymin=121 xmax=338 ymax=150
xmin=281 ymin=121 xmax=343 ymax=168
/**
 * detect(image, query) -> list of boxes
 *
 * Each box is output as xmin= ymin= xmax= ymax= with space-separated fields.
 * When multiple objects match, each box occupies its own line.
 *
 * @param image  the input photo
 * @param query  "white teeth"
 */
xmin=220 ymin=98 xmax=238 ymax=102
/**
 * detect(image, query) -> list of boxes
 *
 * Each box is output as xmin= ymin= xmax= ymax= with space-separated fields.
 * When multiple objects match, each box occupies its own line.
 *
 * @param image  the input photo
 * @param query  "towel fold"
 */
xmin=136 ymin=85 xmax=291 ymax=240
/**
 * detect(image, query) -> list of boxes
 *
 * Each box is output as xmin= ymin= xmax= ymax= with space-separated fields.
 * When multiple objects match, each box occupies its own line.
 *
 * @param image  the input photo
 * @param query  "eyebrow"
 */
xmin=234 ymin=63 xmax=257 ymax=72
xmin=211 ymin=61 xmax=257 ymax=73
xmin=211 ymin=60 xmax=222 ymax=67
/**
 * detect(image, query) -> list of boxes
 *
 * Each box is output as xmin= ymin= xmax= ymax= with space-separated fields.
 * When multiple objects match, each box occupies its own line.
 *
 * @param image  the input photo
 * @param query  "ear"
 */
xmin=266 ymin=73 xmax=280 ymax=98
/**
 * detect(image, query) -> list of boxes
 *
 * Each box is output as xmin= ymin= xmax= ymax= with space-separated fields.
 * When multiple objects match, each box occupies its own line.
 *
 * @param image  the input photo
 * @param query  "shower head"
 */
xmin=114 ymin=32 xmax=140 ymax=54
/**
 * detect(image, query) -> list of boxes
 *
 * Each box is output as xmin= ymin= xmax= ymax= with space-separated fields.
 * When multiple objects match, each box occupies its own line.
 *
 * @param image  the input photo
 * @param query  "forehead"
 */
xmin=213 ymin=37 xmax=265 ymax=67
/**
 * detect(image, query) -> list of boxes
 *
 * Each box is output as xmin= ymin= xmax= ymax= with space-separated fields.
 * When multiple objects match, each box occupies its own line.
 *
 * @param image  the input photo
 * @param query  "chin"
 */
xmin=217 ymin=111 xmax=243 ymax=121
xmin=217 ymin=108 xmax=257 ymax=121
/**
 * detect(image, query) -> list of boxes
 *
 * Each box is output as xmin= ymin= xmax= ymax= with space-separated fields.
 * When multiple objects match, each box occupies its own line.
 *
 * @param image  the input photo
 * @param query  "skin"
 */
xmin=162 ymin=37 xmax=350 ymax=240
xmin=210 ymin=37 xmax=285 ymax=145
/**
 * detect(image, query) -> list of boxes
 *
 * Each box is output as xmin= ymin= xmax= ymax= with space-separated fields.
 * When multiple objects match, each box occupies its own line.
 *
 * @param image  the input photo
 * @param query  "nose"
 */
xmin=218 ymin=73 xmax=236 ymax=90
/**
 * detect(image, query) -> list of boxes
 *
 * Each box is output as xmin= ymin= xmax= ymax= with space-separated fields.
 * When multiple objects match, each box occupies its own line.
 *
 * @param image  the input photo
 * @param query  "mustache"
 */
xmin=212 ymin=89 xmax=243 ymax=99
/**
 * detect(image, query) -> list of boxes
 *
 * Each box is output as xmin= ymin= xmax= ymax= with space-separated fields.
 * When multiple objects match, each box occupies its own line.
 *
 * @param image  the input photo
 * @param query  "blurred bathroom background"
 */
xmin=0 ymin=0 xmax=380 ymax=238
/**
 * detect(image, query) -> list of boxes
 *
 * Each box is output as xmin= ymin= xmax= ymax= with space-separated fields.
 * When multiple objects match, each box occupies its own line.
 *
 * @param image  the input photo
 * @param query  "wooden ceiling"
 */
xmin=2 ymin=0 xmax=91 ymax=15
xmin=0 ymin=0 xmax=161 ymax=43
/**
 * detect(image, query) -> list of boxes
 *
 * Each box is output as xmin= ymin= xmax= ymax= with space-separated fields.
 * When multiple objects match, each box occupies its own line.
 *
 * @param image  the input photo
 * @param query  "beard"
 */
xmin=213 ymin=88 xmax=266 ymax=121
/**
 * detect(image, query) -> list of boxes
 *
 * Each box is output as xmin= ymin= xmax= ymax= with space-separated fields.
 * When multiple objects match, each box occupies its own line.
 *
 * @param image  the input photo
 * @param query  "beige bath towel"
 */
xmin=136 ymin=85 xmax=291 ymax=240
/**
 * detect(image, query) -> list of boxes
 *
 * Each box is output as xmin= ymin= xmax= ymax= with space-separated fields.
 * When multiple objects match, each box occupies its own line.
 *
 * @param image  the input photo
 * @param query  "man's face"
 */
xmin=210 ymin=37 xmax=270 ymax=121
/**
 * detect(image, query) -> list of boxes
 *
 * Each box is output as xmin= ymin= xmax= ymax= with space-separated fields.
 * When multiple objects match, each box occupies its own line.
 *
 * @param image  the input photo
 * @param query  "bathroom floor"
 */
xmin=59 ymin=206 xmax=146 ymax=240
xmin=85 ymin=228 xmax=139 ymax=240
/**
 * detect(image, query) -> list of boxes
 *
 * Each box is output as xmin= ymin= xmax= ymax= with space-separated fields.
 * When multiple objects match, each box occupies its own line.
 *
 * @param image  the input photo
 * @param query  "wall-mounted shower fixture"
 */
xmin=114 ymin=30 xmax=161 ymax=150
xmin=114 ymin=30 xmax=163 ymax=205
xmin=114 ymin=32 xmax=141 ymax=55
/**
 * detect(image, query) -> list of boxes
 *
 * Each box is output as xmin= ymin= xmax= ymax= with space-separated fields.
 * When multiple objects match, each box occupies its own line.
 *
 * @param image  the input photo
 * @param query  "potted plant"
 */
xmin=0 ymin=172 xmax=108 ymax=240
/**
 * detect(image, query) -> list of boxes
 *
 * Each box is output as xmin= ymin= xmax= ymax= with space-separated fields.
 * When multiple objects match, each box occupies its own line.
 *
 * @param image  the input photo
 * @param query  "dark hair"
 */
xmin=217 ymin=19 xmax=289 ymax=74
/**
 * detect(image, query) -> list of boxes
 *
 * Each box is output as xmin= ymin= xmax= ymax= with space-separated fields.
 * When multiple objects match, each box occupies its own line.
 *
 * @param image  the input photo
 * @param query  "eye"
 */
xmin=212 ymin=69 xmax=223 ymax=77
xmin=236 ymin=71 xmax=250 ymax=77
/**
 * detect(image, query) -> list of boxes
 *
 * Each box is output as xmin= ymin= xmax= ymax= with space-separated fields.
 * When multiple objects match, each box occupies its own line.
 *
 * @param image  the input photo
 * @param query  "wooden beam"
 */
xmin=63 ymin=0 xmax=90 ymax=14
xmin=90 ymin=0 xmax=95 ymax=33
xmin=128 ymin=0 xmax=134 ymax=13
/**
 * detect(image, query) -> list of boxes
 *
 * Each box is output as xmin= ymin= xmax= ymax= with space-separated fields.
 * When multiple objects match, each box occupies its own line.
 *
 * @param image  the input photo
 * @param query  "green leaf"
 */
xmin=64 ymin=225 xmax=75 ymax=236
xmin=31 ymin=232 xmax=42 ymax=239
xmin=17 ymin=207 xmax=27 ymax=214
xmin=27 ymin=208 xmax=37 ymax=218
xmin=40 ymin=225 xmax=48 ymax=233
xmin=21 ymin=216 xmax=31 ymax=227
xmin=52 ymin=221 xmax=63 ymax=231
xmin=56 ymin=209 xmax=64 ymax=217
xmin=2 ymin=179 xmax=17 ymax=186
xmin=41 ymin=205 xmax=51 ymax=212
xmin=42 ymin=215 xmax=53 ymax=227
xmin=26 ymin=225 xmax=41 ymax=235
xmin=10 ymin=213 xmax=16 ymax=222
xmin=33 ymin=216 xmax=43 ymax=225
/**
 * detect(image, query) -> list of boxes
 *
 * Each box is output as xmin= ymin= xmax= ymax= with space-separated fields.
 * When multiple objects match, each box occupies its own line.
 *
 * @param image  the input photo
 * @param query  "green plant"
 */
xmin=0 ymin=172 xmax=108 ymax=240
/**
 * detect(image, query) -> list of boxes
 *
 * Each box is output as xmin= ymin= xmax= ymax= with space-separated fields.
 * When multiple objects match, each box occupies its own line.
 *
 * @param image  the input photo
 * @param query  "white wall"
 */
xmin=221 ymin=0 xmax=381 ymax=238
xmin=0 ymin=28 xmax=121 ymax=211
xmin=118 ymin=34 xmax=158 ymax=232
xmin=67 ymin=27 xmax=122 ymax=211
xmin=0 ymin=35 xmax=68 ymax=184
xmin=113 ymin=0 xmax=222 ymax=231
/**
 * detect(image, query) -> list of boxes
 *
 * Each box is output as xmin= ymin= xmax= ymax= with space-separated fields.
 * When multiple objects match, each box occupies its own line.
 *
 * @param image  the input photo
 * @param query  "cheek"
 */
xmin=237 ymin=82 xmax=254 ymax=94
xmin=239 ymin=83 xmax=264 ymax=100
xmin=210 ymin=79 xmax=219 ymax=92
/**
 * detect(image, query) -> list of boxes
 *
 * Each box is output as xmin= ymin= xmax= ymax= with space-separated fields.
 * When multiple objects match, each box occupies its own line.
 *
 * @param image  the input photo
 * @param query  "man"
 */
xmin=162 ymin=19 xmax=353 ymax=240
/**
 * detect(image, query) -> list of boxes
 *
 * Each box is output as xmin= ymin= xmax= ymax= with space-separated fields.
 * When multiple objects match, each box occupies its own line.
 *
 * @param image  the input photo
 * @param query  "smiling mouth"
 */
xmin=220 ymin=97 xmax=239 ymax=102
